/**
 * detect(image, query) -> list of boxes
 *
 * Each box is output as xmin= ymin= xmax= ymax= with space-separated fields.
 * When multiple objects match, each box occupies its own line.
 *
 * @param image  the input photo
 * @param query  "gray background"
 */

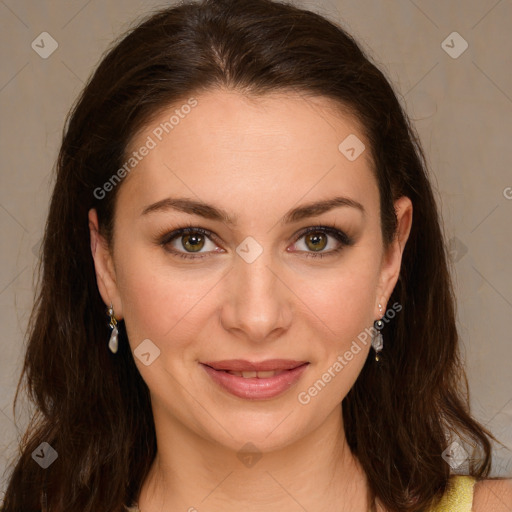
xmin=1 ymin=0 xmax=511 ymax=499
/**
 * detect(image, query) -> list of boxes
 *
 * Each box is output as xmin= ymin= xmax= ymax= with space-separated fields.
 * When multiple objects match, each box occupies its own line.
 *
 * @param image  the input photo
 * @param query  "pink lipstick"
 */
xmin=201 ymin=359 xmax=309 ymax=400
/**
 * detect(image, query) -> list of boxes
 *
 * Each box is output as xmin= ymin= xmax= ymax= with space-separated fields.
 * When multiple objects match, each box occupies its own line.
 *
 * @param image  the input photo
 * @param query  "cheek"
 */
xmin=114 ymin=250 xmax=208 ymax=350
xmin=295 ymin=254 xmax=381 ymax=342
xmin=294 ymin=263 xmax=379 ymax=406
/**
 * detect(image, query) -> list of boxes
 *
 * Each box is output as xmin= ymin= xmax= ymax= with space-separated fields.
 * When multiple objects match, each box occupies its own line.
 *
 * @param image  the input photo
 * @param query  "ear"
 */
xmin=374 ymin=196 xmax=413 ymax=318
xmin=88 ymin=208 xmax=124 ymax=319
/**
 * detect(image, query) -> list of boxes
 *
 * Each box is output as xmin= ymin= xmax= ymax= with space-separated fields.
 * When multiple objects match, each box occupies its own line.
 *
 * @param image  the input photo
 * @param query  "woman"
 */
xmin=3 ymin=0 xmax=511 ymax=511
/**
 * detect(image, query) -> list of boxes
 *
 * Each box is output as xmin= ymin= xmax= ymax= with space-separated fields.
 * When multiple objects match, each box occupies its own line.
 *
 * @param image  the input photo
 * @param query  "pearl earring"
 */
xmin=107 ymin=303 xmax=119 ymax=353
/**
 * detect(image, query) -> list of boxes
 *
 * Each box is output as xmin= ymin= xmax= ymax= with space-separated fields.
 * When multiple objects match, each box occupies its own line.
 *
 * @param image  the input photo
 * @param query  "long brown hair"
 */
xmin=2 ymin=1 xmax=503 ymax=510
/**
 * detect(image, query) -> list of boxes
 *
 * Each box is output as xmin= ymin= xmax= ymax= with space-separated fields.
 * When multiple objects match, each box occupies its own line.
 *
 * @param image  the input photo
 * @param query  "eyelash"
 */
xmin=157 ymin=223 xmax=354 ymax=260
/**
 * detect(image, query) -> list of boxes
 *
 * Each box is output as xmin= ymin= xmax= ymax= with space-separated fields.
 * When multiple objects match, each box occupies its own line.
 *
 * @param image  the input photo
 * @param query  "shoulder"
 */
xmin=472 ymin=478 xmax=512 ymax=511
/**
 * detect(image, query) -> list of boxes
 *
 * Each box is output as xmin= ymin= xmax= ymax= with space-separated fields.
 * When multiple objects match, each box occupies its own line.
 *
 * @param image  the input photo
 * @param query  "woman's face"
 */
xmin=90 ymin=89 xmax=411 ymax=452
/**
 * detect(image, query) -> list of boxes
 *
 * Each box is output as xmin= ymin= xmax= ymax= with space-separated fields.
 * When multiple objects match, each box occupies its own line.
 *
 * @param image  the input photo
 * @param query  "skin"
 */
xmin=89 ymin=88 xmax=414 ymax=511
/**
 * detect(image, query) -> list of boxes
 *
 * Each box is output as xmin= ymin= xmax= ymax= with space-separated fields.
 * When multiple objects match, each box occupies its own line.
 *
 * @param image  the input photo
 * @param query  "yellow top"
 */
xmin=124 ymin=475 xmax=477 ymax=511
xmin=429 ymin=475 xmax=477 ymax=512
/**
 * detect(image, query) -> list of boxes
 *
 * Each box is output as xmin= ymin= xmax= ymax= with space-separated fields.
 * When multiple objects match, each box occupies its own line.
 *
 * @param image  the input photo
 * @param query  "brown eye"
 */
xmin=159 ymin=227 xmax=220 ymax=259
xmin=181 ymin=233 xmax=205 ymax=252
xmin=291 ymin=226 xmax=354 ymax=259
xmin=304 ymin=231 xmax=328 ymax=252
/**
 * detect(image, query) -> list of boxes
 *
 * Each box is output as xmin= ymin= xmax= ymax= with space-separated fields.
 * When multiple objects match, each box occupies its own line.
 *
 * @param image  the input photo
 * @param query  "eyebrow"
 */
xmin=141 ymin=196 xmax=365 ymax=225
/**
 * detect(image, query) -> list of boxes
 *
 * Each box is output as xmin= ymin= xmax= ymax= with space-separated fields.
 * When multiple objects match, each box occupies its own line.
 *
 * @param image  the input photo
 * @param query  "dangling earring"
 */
xmin=107 ymin=302 xmax=119 ymax=353
xmin=372 ymin=303 xmax=384 ymax=361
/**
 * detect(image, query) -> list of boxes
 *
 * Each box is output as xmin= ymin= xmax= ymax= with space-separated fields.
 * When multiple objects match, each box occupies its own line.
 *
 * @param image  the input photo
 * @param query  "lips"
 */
xmin=201 ymin=359 xmax=309 ymax=400
xmin=222 ymin=369 xmax=284 ymax=378
xmin=202 ymin=359 xmax=307 ymax=372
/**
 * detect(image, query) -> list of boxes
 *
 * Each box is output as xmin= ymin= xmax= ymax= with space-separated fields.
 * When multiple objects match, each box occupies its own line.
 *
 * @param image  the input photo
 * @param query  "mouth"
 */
xmin=214 ymin=369 xmax=288 ymax=378
xmin=200 ymin=359 xmax=310 ymax=400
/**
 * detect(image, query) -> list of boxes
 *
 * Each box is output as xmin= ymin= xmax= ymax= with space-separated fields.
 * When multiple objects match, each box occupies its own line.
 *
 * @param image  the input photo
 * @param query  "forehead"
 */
xmin=117 ymin=89 xmax=377 ymax=221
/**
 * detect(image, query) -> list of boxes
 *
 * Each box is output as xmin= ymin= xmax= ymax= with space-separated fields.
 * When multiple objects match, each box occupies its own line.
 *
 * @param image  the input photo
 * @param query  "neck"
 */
xmin=137 ymin=404 xmax=372 ymax=512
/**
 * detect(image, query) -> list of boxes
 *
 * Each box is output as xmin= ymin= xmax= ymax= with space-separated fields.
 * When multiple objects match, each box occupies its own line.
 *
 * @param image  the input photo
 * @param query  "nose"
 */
xmin=219 ymin=244 xmax=293 ymax=343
